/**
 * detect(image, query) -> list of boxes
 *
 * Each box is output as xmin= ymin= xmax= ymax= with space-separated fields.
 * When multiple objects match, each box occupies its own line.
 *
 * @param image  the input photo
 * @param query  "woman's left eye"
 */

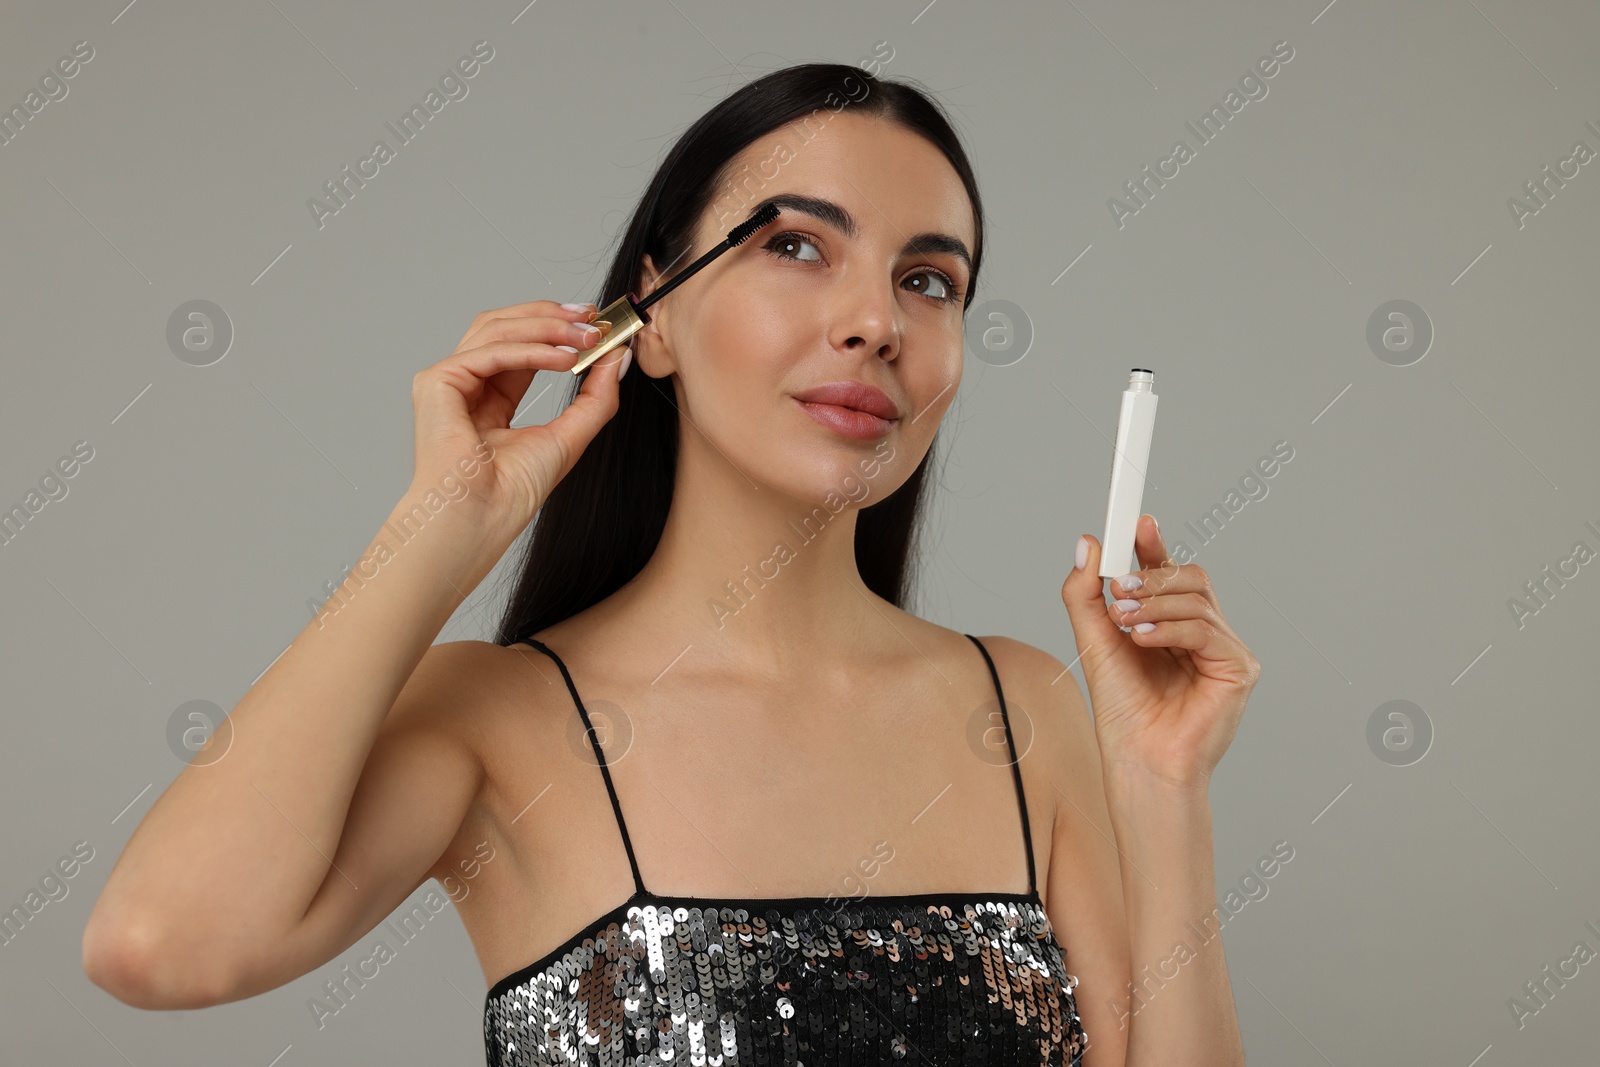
xmin=902 ymin=269 xmax=959 ymax=304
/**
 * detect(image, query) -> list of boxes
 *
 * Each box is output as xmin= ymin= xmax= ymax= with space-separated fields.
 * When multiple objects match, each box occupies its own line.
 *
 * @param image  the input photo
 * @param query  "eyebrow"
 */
xmin=745 ymin=193 xmax=972 ymax=274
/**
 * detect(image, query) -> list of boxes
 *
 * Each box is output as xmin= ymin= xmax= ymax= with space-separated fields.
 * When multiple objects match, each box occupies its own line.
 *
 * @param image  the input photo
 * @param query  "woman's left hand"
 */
xmin=1060 ymin=514 xmax=1260 ymax=791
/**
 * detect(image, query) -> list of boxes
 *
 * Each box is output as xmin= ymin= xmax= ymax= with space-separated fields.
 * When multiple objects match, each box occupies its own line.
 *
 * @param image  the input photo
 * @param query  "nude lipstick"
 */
xmin=792 ymin=381 xmax=900 ymax=441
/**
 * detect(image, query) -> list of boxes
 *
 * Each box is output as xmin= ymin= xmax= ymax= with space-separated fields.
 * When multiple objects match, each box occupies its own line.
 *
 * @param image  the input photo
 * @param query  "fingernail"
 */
xmin=1115 ymin=573 xmax=1144 ymax=590
xmin=560 ymin=302 xmax=593 ymax=312
xmin=1114 ymin=599 xmax=1141 ymax=612
xmin=619 ymin=347 xmax=632 ymax=380
xmin=575 ymin=321 xmax=600 ymax=335
xmin=1074 ymin=536 xmax=1089 ymax=571
xmin=554 ymin=344 xmax=578 ymax=353
xmin=1133 ymin=622 xmax=1156 ymax=634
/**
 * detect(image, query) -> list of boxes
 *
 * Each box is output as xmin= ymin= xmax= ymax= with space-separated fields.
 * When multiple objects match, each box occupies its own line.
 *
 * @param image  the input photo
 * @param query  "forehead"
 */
xmin=703 ymin=111 xmax=975 ymax=251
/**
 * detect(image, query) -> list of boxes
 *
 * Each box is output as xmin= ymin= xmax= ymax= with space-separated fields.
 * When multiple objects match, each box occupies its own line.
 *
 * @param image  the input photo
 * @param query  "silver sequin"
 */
xmin=484 ymin=893 xmax=1087 ymax=1066
xmin=492 ymin=636 xmax=1089 ymax=1065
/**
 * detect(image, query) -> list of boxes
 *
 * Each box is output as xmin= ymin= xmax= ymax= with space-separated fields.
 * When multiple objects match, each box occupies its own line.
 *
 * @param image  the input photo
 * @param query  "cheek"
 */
xmin=675 ymin=294 xmax=800 ymax=431
xmin=694 ymin=290 xmax=808 ymax=390
xmin=908 ymin=336 xmax=964 ymax=421
xmin=724 ymin=298 xmax=797 ymax=361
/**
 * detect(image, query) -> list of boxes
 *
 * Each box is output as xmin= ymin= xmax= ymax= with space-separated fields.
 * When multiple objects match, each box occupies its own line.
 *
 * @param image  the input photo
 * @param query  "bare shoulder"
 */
xmin=388 ymin=638 xmax=571 ymax=748
xmin=968 ymin=634 xmax=1101 ymax=827
xmin=378 ymin=637 xmax=582 ymax=828
xmin=969 ymin=634 xmax=1092 ymax=727
xmin=371 ymin=641 xmax=512 ymax=805
xmin=385 ymin=639 xmax=523 ymax=730
xmin=865 ymin=613 xmax=1093 ymax=737
xmin=389 ymin=638 xmax=578 ymax=880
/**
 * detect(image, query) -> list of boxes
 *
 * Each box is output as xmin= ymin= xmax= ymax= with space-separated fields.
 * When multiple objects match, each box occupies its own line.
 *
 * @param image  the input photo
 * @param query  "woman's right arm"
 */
xmin=81 ymin=299 xmax=630 ymax=1009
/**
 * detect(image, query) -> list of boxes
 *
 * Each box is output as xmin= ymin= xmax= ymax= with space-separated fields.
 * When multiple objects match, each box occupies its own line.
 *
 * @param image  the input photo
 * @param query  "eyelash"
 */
xmin=760 ymin=230 xmax=965 ymax=306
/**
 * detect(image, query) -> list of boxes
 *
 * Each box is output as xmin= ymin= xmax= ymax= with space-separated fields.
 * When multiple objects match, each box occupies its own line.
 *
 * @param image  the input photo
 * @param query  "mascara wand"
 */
xmin=567 ymin=201 xmax=781 ymax=374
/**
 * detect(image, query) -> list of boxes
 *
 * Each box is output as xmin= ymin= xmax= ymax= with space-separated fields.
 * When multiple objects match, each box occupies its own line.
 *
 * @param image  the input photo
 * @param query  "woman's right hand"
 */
xmin=409 ymin=298 xmax=628 ymax=537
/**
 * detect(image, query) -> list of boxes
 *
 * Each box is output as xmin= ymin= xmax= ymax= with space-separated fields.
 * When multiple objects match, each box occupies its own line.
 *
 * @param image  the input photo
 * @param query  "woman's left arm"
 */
xmin=1060 ymin=514 xmax=1259 ymax=1067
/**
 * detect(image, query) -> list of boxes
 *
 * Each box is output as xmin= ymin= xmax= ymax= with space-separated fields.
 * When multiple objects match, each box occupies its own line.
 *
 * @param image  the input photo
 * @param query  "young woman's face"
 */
xmin=636 ymin=111 xmax=976 ymax=508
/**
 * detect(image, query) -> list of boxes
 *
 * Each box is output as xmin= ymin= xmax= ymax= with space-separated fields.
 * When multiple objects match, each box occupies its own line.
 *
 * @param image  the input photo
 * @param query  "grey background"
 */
xmin=2 ymin=0 xmax=1596 ymax=1063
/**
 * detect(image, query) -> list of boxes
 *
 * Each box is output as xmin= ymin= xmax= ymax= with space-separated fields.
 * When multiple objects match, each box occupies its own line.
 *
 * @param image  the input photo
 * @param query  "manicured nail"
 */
xmin=1133 ymin=622 xmax=1156 ymax=634
xmin=618 ymin=347 xmax=632 ymax=380
xmin=1074 ymin=536 xmax=1089 ymax=571
xmin=1114 ymin=599 xmax=1141 ymax=612
xmin=575 ymin=321 xmax=600 ymax=335
xmin=560 ymin=302 xmax=593 ymax=312
xmin=1115 ymin=573 xmax=1144 ymax=590
xmin=554 ymin=344 xmax=578 ymax=353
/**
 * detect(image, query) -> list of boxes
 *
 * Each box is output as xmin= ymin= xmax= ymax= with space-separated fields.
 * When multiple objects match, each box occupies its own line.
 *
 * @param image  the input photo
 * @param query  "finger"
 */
xmin=577 ymin=340 xmax=628 ymax=377
xmin=1123 ymin=615 xmax=1249 ymax=670
xmin=1107 ymin=590 xmax=1213 ymax=628
xmin=438 ymin=340 xmax=586 ymax=402
xmin=544 ymin=345 xmax=627 ymax=443
xmin=1110 ymin=564 xmax=1202 ymax=600
xmin=419 ymin=342 xmax=585 ymax=436
xmin=460 ymin=312 xmax=604 ymax=356
xmin=455 ymin=300 xmax=597 ymax=350
xmin=1133 ymin=513 xmax=1173 ymax=574
xmin=1061 ymin=532 xmax=1127 ymax=666
xmin=1109 ymin=514 xmax=1185 ymax=599
xmin=1111 ymin=571 xmax=1223 ymax=623
xmin=471 ymin=314 xmax=604 ymax=349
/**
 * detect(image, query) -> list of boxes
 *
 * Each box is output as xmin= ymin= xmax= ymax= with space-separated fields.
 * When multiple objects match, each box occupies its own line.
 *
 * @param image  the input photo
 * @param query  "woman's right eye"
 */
xmin=762 ymin=232 xmax=822 ymax=263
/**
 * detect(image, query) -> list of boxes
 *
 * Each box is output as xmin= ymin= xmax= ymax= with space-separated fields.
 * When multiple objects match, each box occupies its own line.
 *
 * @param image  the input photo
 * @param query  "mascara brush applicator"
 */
xmin=567 ymin=201 xmax=780 ymax=374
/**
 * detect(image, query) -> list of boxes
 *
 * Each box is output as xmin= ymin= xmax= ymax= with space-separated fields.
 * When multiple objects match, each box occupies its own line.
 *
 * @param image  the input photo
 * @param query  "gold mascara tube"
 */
xmin=568 ymin=202 xmax=780 ymax=374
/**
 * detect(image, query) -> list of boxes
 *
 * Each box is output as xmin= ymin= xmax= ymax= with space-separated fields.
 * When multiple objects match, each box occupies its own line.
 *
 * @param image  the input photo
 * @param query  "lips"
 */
xmin=790 ymin=381 xmax=900 ymax=420
xmin=794 ymin=399 xmax=895 ymax=440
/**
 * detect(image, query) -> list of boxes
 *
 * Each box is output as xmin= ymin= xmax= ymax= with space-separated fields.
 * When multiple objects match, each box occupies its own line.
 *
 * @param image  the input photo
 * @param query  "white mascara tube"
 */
xmin=1099 ymin=369 xmax=1159 ymax=579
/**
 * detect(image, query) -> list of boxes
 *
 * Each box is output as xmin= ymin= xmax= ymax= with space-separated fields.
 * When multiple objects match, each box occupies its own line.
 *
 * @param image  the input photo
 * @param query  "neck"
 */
xmin=599 ymin=435 xmax=909 ymax=677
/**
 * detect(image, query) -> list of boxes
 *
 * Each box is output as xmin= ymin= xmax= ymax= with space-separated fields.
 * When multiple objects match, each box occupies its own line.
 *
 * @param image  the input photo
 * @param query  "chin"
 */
xmin=769 ymin=444 xmax=909 ymax=512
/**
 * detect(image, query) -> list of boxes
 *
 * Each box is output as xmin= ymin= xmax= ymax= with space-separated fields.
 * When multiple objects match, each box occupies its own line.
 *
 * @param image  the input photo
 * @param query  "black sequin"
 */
xmin=485 ymin=636 xmax=1088 ymax=1066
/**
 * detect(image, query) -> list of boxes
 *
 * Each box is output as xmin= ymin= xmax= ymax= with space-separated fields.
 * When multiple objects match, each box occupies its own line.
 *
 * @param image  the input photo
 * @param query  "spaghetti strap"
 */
xmin=520 ymin=638 xmax=648 ymax=897
xmin=963 ymin=634 xmax=1038 ymax=897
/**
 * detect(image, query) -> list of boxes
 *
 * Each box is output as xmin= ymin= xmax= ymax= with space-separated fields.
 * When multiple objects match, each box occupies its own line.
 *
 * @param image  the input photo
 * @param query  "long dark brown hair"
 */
xmin=494 ymin=62 xmax=986 ymax=646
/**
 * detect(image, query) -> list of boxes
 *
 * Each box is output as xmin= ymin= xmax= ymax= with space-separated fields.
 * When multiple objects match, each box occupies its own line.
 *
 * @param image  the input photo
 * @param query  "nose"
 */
xmin=828 ymin=275 xmax=901 ymax=362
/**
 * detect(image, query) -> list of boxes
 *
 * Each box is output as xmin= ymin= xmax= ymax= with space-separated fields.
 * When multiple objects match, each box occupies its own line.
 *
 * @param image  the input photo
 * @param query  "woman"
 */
xmin=83 ymin=63 xmax=1255 ymax=1066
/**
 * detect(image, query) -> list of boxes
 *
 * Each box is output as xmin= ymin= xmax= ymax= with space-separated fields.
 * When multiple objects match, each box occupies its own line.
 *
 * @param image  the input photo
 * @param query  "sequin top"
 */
xmin=483 ymin=634 xmax=1089 ymax=1066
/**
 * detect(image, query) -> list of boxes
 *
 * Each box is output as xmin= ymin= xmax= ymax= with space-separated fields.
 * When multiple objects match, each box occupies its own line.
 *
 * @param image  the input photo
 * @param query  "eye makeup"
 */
xmin=566 ymin=201 xmax=780 ymax=375
xmin=759 ymin=230 xmax=965 ymax=305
